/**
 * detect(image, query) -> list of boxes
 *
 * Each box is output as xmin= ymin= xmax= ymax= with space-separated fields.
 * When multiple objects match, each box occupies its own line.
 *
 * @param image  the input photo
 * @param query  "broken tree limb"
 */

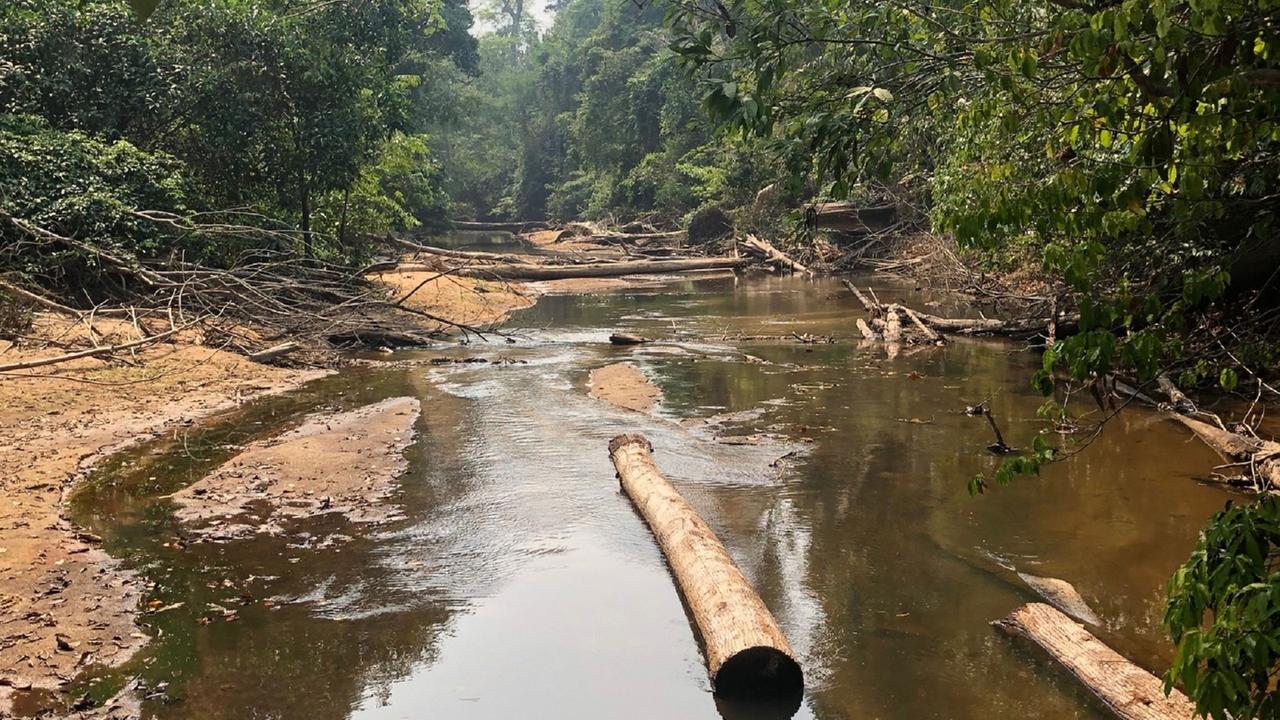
xmin=451 ymin=256 xmax=749 ymax=281
xmin=855 ymin=318 xmax=878 ymax=340
xmin=840 ymin=279 xmax=881 ymax=317
xmin=452 ymin=219 xmax=552 ymax=233
xmin=608 ymin=434 xmax=803 ymax=698
xmin=1156 ymin=374 xmax=1196 ymax=413
xmin=376 ymin=234 xmax=524 ymax=264
xmin=247 ymin=342 xmax=300 ymax=363
xmin=1168 ymin=413 xmax=1280 ymax=489
xmin=896 ymin=304 xmax=942 ymax=343
xmin=883 ymin=306 xmax=903 ymax=344
xmin=1015 ymin=573 xmax=1100 ymax=626
xmin=739 ymin=235 xmax=810 ymax=275
xmin=0 ymin=325 xmax=183 ymax=373
xmin=609 ymin=333 xmax=650 ymax=346
xmin=994 ymin=603 xmax=1196 ymax=720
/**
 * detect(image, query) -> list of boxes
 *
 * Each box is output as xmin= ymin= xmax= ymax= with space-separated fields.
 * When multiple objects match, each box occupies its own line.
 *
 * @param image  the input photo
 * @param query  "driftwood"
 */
xmin=609 ymin=333 xmax=650 ymax=345
xmin=841 ymin=280 xmax=1069 ymax=341
xmin=451 ymin=256 xmax=748 ymax=281
xmin=804 ymin=202 xmax=897 ymax=234
xmin=995 ymin=603 xmax=1196 ymax=720
xmin=1156 ymin=374 xmax=1196 ymax=413
xmin=0 ymin=325 xmax=183 ymax=373
xmin=608 ymin=434 xmax=803 ymax=698
xmin=453 ymin=219 xmax=552 ymax=233
xmin=739 ymin=235 xmax=810 ymax=275
xmin=1170 ymin=413 xmax=1280 ymax=489
xmin=247 ymin=342 xmax=300 ymax=363
xmin=378 ymin=234 xmax=525 ymax=264
xmin=1113 ymin=376 xmax=1280 ymax=490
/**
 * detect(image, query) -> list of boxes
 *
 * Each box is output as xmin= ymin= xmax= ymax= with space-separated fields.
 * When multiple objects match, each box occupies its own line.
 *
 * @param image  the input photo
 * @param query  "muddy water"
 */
xmin=65 ymin=274 xmax=1233 ymax=720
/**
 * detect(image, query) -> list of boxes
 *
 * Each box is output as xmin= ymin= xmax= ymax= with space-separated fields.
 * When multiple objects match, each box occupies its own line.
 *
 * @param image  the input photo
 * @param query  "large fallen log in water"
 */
xmin=453 ymin=219 xmax=553 ymax=233
xmin=1168 ymin=413 xmax=1280 ymax=489
xmin=739 ymin=235 xmax=810 ymax=275
xmin=994 ymin=603 xmax=1196 ymax=720
xmin=608 ymin=434 xmax=803 ymax=698
xmin=453 ymin=256 xmax=749 ymax=281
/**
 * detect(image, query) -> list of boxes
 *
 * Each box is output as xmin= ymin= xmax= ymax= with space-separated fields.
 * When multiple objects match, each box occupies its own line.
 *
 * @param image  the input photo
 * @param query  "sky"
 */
xmin=468 ymin=0 xmax=557 ymax=36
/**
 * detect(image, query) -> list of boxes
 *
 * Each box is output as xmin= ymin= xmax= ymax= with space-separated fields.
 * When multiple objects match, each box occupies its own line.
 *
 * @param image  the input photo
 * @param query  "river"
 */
xmin=64 ymin=273 xmax=1230 ymax=719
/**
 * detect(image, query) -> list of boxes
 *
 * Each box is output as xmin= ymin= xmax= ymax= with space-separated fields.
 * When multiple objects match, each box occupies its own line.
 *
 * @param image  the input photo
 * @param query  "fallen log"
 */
xmin=608 ymin=434 xmax=803 ymax=698
xmin=1168 ymin=413 xmax=1280 ymax=489
xmin=804 ymin=202 xmax=897 ymax=233
xmin=451 ymin=256 xmax=749 ymax=281
xmin=453 ymin=219 xmax=552 ymax=233
xmin=896 ymin=304 xmax=942 ymax=344
xmin=0 ymin=325 xmax=183 ymax=373
xmin=739 ymin=235 xmax=810 ymax=275
xmin=1156 ymin=374 xmax=1196 ymax=413
xmin=378 ymin=234 xmax=525 ymax=264
xmin=883 ymin=306 xmax=903 ymax=344
xmin=994 ymin=603 xmax=1196 ymax=720
xmin=248 ymin=342 xmax=300 ymax=363
xmin=855 ymin=318 xmax=878 ymax=340
xmin=609 ymin=333 xmax=650 ymax=345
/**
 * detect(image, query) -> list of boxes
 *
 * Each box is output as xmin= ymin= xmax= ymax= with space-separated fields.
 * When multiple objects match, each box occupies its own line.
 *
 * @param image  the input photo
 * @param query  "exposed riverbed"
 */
xmin=51 ymin=273 xmax=1232 ymax=719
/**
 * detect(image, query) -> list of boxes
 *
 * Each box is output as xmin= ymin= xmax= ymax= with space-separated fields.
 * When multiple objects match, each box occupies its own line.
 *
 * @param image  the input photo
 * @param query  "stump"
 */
xmin=608 ymin=434 xmax=803 ymax=698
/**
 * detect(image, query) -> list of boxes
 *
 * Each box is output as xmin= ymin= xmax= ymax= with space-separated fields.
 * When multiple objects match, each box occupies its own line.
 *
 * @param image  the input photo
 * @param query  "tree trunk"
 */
xmin=337 ymin=186 xmax=351 ymax=248
xmin=608 ymin=434 xmax=803 ymax=698
xmin=300 ymin=178 xmax=313 ymax=258
xmin=446 ymin=256 xmax=747 ymax=281
xmin=1168 ymin=413 xmax=1280 ymax=489
xmin=739 ymin=235 xmax=810 ymax=274
xmin=994 ymin=603 xmax=1196 ymax=720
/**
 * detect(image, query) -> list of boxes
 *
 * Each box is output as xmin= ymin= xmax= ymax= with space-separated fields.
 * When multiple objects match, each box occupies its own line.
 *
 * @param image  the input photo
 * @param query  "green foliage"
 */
xmin=0 ymin=114 xmax=192 ymax=296
xmin=1166 ymin=497 xmax=1280 ymax=720
xmin=442 ymin=0 xmax=782 ymax=220
xmin=2 ymin=0 xmax=478 ymax=282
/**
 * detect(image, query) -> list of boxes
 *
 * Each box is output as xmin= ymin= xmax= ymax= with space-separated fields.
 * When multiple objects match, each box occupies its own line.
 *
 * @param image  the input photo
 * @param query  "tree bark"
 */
xmin=739 ymin=235 xmax=810 ymax=275
xmin=449 ymin=256 xmax=747 ymax=281
xmin=453 ymin=219 xmax=552 ymax=233
xmin=608 ymin=434 xmax=803 ymax=698
xmin=994 ymin=603 xmax=1196 ymax=720
xmin=1168 ymin=413 xmax=1280 ymax=489
xmin=0 ymin=326 xmax=182 ymax=373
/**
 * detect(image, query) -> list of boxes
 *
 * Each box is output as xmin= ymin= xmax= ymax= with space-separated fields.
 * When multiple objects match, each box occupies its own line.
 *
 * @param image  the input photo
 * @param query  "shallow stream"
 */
xmin=64 ymin=273 xmax=1232 ymax=719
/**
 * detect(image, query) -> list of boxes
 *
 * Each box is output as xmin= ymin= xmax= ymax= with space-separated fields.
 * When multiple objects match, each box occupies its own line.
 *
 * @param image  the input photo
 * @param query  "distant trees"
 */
xmin=0 ymin=0 xmax=478 ymax=276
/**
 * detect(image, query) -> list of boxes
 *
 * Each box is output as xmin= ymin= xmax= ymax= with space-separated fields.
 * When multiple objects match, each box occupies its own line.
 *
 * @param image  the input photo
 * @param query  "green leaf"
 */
xmin=127 ymin=0 xmax=162 ymax=20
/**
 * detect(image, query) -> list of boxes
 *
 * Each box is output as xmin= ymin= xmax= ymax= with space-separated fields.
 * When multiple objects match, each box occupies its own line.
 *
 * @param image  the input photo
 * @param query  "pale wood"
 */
xmin=455 ymin=256 xmax=748 ymax=281
xmin=855 ymin=318 xmax=878 ymax=340
xmin=378 ymin=234 xmax=524 ymax=263
xmin=608 ymin=434 xmax=803 ymax=697
xmin=896 ymin=303 xmax=942 ymax=343
xmin=0 ymin=325 xmax=181 ymax=373
xmin=740 ymin=235 xmax=810 ymax=275
xmin=453 ymin=219 xmax=552 ymax=232
xmin=248 ymin=342 xmax=299 ymax=363
xmin=995 ymin=603 xmax=1196 ymax=720
xmin=609 ymin=333 xmax=650 ymax=345
xmin=1156 ymin=374 xmax=1196 ymax=413
xmin=840 ymin=279 xmax=881 ymax=316
xmin=1169 ymin=413 xmax=1280 ymax=488
xmin=883 ymin=306 xmax=903 ymax=344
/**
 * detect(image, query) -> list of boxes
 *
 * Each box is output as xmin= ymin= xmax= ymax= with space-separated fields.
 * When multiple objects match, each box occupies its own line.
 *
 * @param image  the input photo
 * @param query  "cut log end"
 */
xmin=714 ymin=645 xmax=804 ymax=699
xmin=608 ymin=432 xmax=653 ymax=455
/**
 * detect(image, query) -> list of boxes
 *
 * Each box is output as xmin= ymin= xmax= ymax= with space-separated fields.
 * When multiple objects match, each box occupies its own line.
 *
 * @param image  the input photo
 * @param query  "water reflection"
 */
xmin=66 ymin=274 xmax=1231 ymax=720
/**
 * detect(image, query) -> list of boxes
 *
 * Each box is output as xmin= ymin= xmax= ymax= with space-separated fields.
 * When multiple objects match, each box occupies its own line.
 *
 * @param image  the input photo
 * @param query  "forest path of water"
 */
xmin=61 ymin=274 xmax=1231 ymax=720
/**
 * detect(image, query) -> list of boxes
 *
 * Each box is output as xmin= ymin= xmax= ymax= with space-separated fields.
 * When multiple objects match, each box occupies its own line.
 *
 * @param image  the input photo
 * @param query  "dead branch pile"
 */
xmin=1 ymin=211 xmax=484 ymax=369
xmin=842 ymin=280 xmax=1075 ymax=344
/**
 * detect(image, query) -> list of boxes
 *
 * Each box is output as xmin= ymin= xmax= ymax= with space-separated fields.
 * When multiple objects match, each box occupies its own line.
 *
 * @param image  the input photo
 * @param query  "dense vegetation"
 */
xmin=439 ymin=0 xmax=781 ymax=223
xmin=1 ymin=0 xmax=476 ymax=300
xmin=3 ymin=0 xmax=1280 ymax=717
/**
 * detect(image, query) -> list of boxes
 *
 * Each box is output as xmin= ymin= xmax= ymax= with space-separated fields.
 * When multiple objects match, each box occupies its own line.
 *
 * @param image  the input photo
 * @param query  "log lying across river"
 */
xmin=457 ymin=256 xmax=749 ymax=281
xmin=995 ymin=603 xmax=1196 ymax=720
xmin=608 ymin=434 xmax=803 ymax=698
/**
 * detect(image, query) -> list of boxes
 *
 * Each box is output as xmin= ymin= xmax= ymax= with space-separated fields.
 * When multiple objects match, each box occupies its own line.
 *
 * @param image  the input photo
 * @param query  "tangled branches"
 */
xmin=0 ymin=210 xmax=488 ymax=366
